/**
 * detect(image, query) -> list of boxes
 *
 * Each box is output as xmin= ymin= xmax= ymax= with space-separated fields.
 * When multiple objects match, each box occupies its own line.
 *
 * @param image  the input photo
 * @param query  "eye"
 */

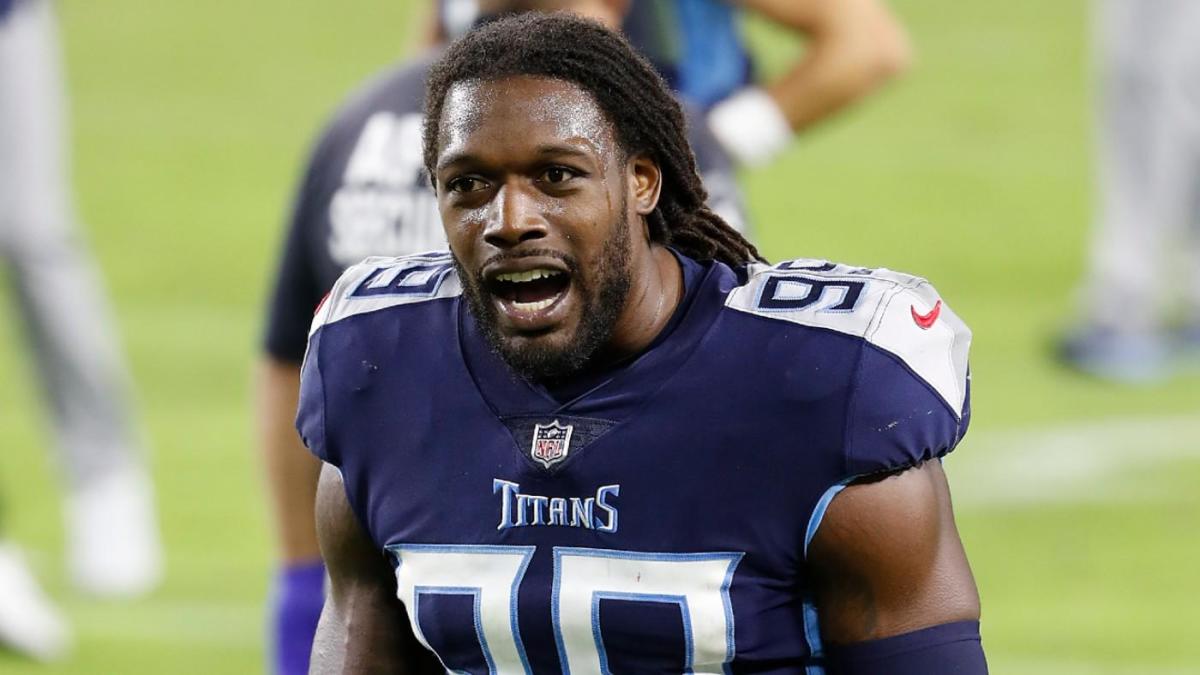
xmin=539 ymin=166 xmax=578 ymax=184
xmin=446 ymin=176 xmax=488 ymax=194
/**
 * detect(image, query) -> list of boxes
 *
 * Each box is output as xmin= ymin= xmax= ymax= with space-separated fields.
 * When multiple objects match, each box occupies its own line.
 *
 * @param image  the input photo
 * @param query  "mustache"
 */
xmin=476 ymin=249 xmax=579 ymax=278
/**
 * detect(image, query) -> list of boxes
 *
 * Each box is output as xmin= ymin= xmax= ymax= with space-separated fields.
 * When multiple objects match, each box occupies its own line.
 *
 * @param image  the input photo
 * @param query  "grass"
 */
xmin=1 ymin=0 xmax=1197 ymax=671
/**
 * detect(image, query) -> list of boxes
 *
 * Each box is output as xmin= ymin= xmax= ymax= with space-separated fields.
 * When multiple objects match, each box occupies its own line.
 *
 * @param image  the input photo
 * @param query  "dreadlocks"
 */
xmin=422 ymin=12 xmax=765 ymax=269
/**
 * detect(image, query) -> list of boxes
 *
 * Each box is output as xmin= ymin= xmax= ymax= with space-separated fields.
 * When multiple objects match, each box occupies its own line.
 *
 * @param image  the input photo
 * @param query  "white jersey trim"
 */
xmin=725 ymin=259 xmax=972 ymax=417
xmin=307 ymin=250 xmax=462 ymax=339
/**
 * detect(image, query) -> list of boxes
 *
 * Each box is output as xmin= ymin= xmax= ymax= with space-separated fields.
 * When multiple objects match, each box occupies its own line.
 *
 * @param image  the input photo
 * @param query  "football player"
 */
xmin=1058 ymin=0 xmax=1200 ymax=381
xmin=0 ymin=0 xmax=162 ymax=660
xmin=301 ymin=14 xmax=986 ymax=674
xmin=256 ymin=2 xmax=745 ymax=673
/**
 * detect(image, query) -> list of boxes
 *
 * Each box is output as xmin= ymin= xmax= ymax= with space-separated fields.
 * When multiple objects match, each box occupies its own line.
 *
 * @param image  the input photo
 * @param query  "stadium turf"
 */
xmin=1 ymin=0 xmax=1197 ymax=672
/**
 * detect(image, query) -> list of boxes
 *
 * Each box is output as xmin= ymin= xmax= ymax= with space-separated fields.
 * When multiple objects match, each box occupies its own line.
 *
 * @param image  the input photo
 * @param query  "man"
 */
xmin=301 ymin=13 xmax=986 ymax=673
xmin=1057 ymin=0 xmax=1200 ymax=381
xmin=441 ymin=0 xmax=913 ymax=168
xmin=0 ymin=0 xmax=162 ymax=660
xmin=257 ymin=2 xmax=745 ymax=672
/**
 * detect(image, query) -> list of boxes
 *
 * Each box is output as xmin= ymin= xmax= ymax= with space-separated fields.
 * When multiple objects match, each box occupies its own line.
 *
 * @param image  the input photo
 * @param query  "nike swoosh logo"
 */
xmin=911 ymin=300 xmax=942 ymax=329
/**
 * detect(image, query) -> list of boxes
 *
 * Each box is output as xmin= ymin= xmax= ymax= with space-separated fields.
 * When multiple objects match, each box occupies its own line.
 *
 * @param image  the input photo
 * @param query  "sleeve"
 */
xmin=261 ymin=132 xmax=338 ymax=364
xmin=842 ymin=279 xmax=972 ymax=477
xmin=296 ymin=292 xmax=336 ymax=465
xmin=293 ymin=257 xmax=415 ymax=466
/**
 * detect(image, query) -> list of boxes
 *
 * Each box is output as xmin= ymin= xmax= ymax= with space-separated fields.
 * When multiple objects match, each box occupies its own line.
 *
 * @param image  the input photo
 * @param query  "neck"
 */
xmin=596 ymin=244 xmax=683 ymax=364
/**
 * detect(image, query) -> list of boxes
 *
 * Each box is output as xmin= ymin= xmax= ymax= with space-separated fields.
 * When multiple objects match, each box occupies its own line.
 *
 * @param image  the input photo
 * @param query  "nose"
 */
xmin=483 ymin=181 xmax=547 ymax=249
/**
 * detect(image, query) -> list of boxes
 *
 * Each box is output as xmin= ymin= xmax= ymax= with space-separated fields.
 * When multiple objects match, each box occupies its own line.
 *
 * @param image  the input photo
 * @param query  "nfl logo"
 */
xmin=530 ymin=420 xmax=574 ymax=469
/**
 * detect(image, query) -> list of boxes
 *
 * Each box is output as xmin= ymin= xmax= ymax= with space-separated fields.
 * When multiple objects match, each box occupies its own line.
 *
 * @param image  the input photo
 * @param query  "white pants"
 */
xmin=0 ymin=0 xmax=143 ymax=487
xmin=1082 ymin=0 xmax=1200 ymax=332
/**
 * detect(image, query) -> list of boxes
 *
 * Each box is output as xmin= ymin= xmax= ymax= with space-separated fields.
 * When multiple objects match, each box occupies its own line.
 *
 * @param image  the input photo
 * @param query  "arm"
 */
xmin=709 ymin=0 xmax=912 ymax=165
xmin=807 ymin=461 xmax=985 ymax=671
xmin=256 ymin=89 xmax=339 ymax=675
xmin=740 ymin=0 xmax=911 ymax=132
xmin=311 ymin=464 xmax=436 ymax=674
xmin=256 ymin=356 xmax=323 ymax=562
xmin=423 ymin=0 xmax=447 ymax=46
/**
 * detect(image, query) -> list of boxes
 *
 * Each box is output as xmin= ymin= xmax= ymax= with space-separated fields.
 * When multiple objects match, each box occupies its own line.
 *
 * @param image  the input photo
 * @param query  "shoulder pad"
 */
xmin=725 ymin=259 xmax=971 ymax=416
xmin=308 ymin=251 xmax=461 ymax=337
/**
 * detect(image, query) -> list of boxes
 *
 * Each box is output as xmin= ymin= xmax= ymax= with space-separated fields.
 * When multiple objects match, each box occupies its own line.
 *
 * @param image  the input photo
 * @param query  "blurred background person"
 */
xmin=627 ymin=0 xmax=912 ymax=168
xmin=256 ymin=2 xmax=746 ymax=672
xmin=0 ymin=0 xmax=162 ymax=660
xmin=1058 ymin=0 xmax=1200 ymax=382
xmin=438 ymin=0 xmax=914 ymax=169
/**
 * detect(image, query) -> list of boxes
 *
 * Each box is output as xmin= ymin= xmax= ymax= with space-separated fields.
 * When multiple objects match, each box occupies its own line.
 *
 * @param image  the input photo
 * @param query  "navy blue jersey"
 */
xmin=297 ymin=252 xmax=972 ymax=674
xmin=0 ymin=0 xmax=19 ymax=21
xmin=622 ymin=0 xmax=754 ymax=109
xmin=262 ymin=52 xmax=747 ymax=364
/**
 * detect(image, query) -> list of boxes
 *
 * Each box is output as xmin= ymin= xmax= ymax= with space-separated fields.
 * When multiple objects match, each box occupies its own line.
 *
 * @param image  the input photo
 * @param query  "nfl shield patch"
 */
xmin=530 ymin=420 xmax=574 ymax=469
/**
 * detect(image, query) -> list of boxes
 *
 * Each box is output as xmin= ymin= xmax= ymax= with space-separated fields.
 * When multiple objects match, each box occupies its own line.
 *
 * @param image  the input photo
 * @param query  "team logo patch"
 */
xmin=530 ymin=420 xmax=574 ymax=469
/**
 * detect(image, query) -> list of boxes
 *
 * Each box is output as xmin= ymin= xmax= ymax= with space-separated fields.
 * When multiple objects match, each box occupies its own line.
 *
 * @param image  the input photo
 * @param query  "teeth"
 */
xmin=510 ymin=297 xmax=556 ymax=312
xmin=495 ymin=268 xmax=561 ymax=283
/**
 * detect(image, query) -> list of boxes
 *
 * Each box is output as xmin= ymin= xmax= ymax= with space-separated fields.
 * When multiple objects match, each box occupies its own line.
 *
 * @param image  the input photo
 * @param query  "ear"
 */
xmin=628 ymin=153 xmax=662 ymax=217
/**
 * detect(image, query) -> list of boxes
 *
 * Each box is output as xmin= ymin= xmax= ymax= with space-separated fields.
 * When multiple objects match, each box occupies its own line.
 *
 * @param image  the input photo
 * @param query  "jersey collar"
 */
xmin=457 ymin=254 xmax=736 ymax=420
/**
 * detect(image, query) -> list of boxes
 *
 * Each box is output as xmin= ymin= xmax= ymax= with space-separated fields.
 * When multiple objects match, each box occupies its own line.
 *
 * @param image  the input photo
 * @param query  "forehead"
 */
xmin=436 ymin=75 xmax=618 ymax=167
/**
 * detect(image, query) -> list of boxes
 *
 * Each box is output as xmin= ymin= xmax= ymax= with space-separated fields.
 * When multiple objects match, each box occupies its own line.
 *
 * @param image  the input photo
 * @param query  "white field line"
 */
xmin=947 ymin=414 xmax=1200 ymax=508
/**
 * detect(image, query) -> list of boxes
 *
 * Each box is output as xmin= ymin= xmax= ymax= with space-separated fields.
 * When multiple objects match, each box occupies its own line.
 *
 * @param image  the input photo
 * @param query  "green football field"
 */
xmin=1 ymin=0 xmax=1197 ymax=672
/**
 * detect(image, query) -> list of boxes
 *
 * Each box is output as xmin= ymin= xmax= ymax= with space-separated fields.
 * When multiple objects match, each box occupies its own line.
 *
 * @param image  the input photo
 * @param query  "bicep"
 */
xmin=313 ymin=464 xmax=439 ymax=674
xmin=806 ymin=460 xmax=979 ymax=645
xmin=255 ymin=357 xmax=322 ymax=556
xmin=255 ymin=357 xmax=305 ymax=456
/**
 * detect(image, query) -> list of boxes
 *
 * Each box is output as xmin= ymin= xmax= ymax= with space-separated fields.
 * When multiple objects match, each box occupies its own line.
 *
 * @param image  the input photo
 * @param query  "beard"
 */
xmin=455 ymin=212 xmax=633 ymax=383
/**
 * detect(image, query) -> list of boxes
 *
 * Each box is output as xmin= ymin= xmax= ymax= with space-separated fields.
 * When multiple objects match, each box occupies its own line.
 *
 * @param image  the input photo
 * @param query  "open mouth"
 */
xmin=485 ymin=267 xmax=572 ymax=318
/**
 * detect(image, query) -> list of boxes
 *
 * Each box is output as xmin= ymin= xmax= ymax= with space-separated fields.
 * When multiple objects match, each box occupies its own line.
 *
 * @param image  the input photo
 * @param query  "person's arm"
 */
xmin=257 ymin=118 xmax=341 ymax=675
xmin=256 ymin=357 xmax=323 ymax=562
xmin=807 ymin=461 xmax=987 ymax=673
xmin=424 ymin=0 xmax=447 ymax=46
xmin=311 ymin=464 xmax=432 ymax=674
xmin=709 ymin=0 xmax=912 ymax=166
